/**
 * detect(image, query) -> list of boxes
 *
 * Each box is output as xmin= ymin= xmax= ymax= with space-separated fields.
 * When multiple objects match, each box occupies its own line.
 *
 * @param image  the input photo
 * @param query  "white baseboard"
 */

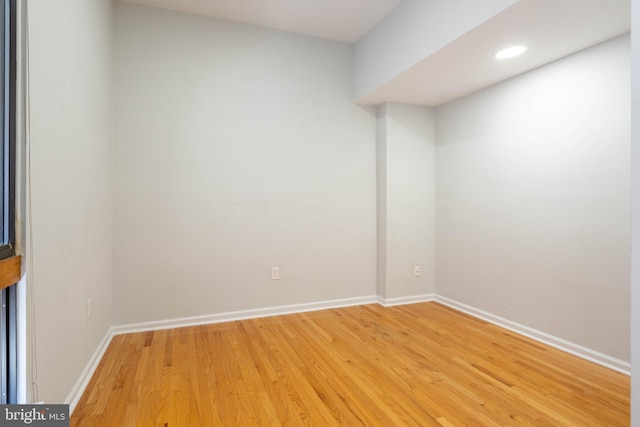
xmin=68 ymin=295 xmax=377 ymax=416
xmin=111 ymin=295 xmax=379 ymax=336
xmin=68 ymin=292 xmax=630 ymax=416
xmin=435 ymin=295 xmax=631 ymax=375
xmin=377 ymin=293 xmax=435 ymax=307
xmin=65 ymin=328 xmax=114 ymax=415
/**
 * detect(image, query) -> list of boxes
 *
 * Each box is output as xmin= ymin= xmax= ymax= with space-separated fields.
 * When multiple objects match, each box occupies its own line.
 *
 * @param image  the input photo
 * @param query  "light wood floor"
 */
xmin=70 ymin=302 xmax=629 ymax=426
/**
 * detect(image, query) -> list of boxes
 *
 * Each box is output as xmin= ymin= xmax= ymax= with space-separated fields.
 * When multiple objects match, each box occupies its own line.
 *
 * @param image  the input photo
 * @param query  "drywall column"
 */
xmin=377 ymin=103 xmax=435 ymax=301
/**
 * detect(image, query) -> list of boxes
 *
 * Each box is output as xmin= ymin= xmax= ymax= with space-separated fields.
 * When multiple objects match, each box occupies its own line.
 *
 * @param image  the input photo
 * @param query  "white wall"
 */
xmin=27 ymin=0 xmax=113 ymax=404
xmin=630 ymin=0 xmax=639 ymax=421
xmin=377 ymin=103 xmax=435 ymax=300
xmin=113 ymin=2 xmax=377 ymax=324
xmin=435 ymin=35 xmax=631 ymax=361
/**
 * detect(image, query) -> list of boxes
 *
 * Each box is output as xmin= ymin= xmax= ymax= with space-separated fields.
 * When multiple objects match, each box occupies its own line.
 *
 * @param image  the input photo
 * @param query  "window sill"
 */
xmin=0 ymin=255 xmax=20 ymax=290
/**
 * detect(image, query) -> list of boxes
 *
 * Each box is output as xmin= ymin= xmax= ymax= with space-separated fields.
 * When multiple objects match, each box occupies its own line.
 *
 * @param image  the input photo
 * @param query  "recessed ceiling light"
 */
xmin=495 ymin=45 xmax=527 ymax=60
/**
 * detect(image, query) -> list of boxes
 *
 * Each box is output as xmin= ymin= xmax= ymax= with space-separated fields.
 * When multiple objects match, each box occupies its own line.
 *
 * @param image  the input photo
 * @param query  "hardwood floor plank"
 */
xmin=71 ymin=302 xmax=629 ymax=426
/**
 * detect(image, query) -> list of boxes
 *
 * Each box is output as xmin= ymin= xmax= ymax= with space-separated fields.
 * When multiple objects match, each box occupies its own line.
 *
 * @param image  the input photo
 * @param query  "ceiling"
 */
xmin=358 ymin=0 xmax=631 ymax=106
xmin=122 ymin=0 xmax=403 ymax=43
xmin=123 ymin=0 xmax=630 ymax=106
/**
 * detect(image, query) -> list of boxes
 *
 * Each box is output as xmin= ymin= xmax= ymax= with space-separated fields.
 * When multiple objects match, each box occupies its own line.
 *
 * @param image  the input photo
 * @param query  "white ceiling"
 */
xmin=123 ymin=0 xmax=630 ymax=106
xmin=358 ymin=0 xmax=631 ymax=106
xmin=123 ymin=0 xmax=403 ymax=43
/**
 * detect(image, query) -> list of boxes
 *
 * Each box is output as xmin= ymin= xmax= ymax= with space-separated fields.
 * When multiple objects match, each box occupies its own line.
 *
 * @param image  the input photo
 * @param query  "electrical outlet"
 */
xmin=87 ymin=298 xmax=93 ymax=319
xmin=413 ymin=266 xmax=421 ymax=277
xmin=271 ymin=267 xmax=280 ymax=280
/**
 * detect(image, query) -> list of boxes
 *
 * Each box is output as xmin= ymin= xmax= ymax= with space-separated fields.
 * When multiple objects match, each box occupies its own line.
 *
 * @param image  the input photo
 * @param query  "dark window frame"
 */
xmin=0 ymin=0 xmax=17 ymax=405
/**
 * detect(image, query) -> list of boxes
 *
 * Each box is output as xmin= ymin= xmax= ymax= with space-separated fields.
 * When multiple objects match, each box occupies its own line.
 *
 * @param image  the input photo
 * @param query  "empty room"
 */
xmin=5 ymin=0 xmax=639 ymax=425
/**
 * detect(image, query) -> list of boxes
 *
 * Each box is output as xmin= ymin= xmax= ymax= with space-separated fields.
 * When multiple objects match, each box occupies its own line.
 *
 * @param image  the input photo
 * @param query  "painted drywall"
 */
xmin=113 ymin=2 xmax=377 ymax=324
xmin=357 ymin=0 xmax=630 ymax=107
xmin=377 ymin=103 xmax=435 ymax=299
xmin=435 ymin=35 xmax=631 ymax=361
xmin=630 ymin=0 xmax=639 ymax=421
xmin=353 ymin=0 xmax=518 ymax=102
xmin=376 ymin=107 xmax=388 ymax=298
xmin=27 ymin=0 xmax=113 ymax=404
